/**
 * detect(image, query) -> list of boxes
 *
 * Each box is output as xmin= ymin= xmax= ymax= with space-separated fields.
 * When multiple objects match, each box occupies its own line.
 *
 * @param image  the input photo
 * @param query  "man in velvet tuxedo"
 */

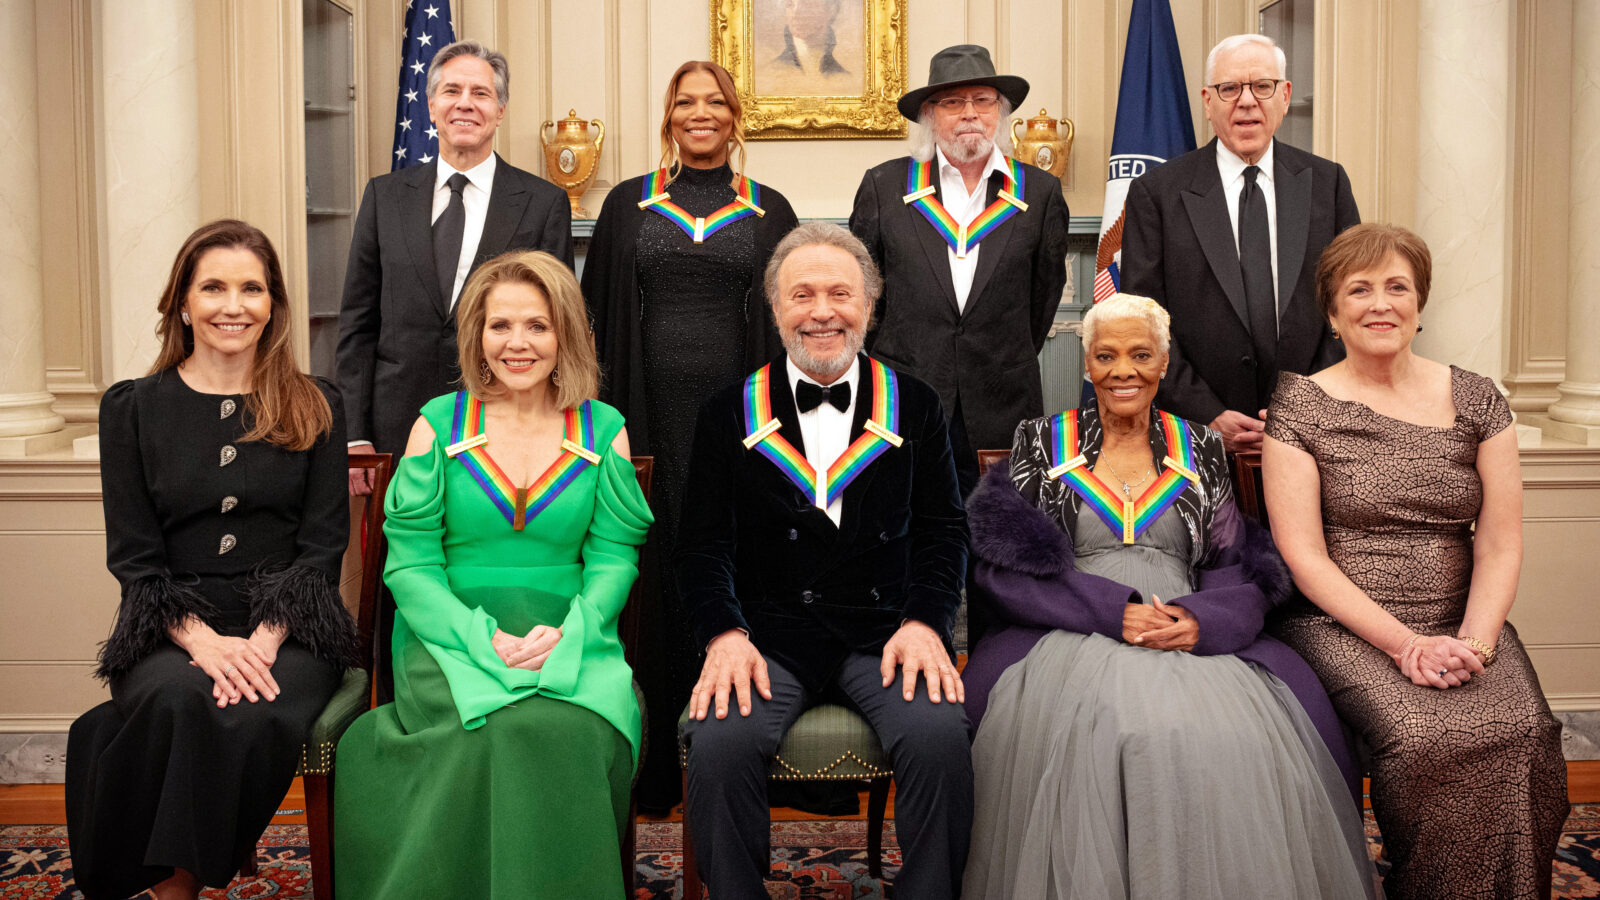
xmin=1121 ymin=33 xmax=1359 ymax=453
xmin=678 ymin=223 xmax=972 ymax=900
xmin=336 ymin=40 xmax=572 ymax=489
xmin=851 ymin=44 xmax=1070 ymax=495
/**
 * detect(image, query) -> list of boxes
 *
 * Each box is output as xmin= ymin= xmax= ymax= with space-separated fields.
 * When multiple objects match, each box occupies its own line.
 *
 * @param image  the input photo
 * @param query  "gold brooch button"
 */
xmin=220 ymin=399 xmax=236 ymax=419
xmin=219 ymin=534 xmax=237 ymax=555
xmin=220 ymin=445 xmax=237 ymax=466
xmin=221 ymin=496 xmax=238 ymax=514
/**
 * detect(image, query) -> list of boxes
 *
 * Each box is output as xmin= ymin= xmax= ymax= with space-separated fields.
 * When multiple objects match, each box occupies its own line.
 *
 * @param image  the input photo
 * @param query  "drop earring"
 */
xmin=1416 ymin=322 xmax=1423 ymax=333
xmin=479 ymin=360 xmax=494 ymax=385
xmin=181 ymin=311 xmax=191 ymax=326
xmin=550 ymin=366 xmax=562 ymax=387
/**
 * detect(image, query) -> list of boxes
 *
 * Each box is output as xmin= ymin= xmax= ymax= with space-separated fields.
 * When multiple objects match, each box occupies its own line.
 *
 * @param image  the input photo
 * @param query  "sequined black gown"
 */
xmin=585 ymin=162 xmax=798 ymax=808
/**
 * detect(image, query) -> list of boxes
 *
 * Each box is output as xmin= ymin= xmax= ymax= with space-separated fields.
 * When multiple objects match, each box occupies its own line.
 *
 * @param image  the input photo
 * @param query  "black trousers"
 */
xmin=683 ymin=652 xmax=974 ymax=900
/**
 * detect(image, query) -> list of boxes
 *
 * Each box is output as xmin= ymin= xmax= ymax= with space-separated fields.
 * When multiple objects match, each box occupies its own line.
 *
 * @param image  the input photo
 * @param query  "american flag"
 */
xmin=1093 ymin=0 xmax=1195 ymax=301
xmin=391 ymin=1 xmax=456 ymax=170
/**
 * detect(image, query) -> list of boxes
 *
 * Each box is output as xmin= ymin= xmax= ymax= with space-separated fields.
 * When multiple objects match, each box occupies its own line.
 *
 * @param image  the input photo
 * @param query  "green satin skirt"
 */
xmin=334 ymin=584 xmax=632 ymax=900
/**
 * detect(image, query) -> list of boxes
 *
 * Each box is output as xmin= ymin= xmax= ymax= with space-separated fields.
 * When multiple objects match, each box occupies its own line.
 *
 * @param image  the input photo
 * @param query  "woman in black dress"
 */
xmin=66 ymin=220 xmax=356 ymax=900
xmin=583 ymin=59 xmax=798 ymax=810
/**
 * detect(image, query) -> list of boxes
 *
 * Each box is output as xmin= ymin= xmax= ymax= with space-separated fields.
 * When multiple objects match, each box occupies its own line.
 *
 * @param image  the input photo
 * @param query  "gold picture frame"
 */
xmin=711 ymin=0 xmax=908 ymax=140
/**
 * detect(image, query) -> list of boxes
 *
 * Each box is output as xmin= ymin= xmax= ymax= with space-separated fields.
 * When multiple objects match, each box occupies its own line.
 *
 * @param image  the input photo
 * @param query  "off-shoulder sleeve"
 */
xmin=1459 ymin=368 xmax=1513 ymax=442
xmin=95 ymin=379 xmax=216 ymax=679
xmin=1264 ymin=372 xmax=1313 ymax=451
xmin=533 ymin=439 xmax=654 ymax=700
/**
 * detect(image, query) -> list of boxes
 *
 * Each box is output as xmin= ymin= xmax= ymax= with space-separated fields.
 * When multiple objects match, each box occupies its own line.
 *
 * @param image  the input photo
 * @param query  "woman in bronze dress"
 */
xmin=1264 ymin=223 xmax=1567 ymax=899
xmin=583 ymin=60 xmax=797 ymax=810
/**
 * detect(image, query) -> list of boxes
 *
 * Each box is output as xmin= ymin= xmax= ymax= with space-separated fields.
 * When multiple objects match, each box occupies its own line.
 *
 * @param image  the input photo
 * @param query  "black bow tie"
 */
xmin=795 ymin=379 xmax=851 ymax=413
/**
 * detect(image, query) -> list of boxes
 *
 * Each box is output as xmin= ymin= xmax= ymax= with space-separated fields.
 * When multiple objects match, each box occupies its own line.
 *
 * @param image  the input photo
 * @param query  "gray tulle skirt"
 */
xmin=964 ymin=630 xmax=1381 ymax=900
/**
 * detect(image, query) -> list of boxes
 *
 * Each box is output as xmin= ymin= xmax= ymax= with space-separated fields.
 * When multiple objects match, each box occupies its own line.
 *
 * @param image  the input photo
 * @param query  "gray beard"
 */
xmin=783 ymin=327 xmax=865 ymax=381
xmin=937 ymin=131 xmax=994 ymax=165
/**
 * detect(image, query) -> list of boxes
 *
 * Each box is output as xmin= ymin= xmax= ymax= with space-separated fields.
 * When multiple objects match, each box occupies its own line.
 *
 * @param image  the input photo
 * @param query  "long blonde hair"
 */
xmin=657 ymin=60 xmax=747 ymax=186
xmin=454 ymin=250 xmax=600 ymax=410
xmin=149 ymin=219 xmax=331 ymax=451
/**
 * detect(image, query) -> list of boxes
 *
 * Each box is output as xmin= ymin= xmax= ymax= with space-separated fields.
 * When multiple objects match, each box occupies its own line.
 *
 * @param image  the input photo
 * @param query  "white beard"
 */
xmin=783 ymin=324 xmax=865 ymax=381
xmin=937 ymin=128 xmax=994 ymax=165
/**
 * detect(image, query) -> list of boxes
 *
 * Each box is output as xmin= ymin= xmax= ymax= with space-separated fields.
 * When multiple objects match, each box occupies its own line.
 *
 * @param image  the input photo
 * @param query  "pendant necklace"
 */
xmin=1103 ymin=458 xmax=1154 ymax=500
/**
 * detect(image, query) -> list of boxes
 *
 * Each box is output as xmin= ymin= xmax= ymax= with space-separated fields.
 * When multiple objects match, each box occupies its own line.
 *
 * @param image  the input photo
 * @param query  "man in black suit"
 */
xmin=1122 ymin=33 xmax=1359 ymax=453
xmin=337 ymin=39 xmax=572 ymax=490
xmin=851 ymin=44 xmax=1070 ymax=496
xmin=678 ymin=222 xmax=972 ymax=900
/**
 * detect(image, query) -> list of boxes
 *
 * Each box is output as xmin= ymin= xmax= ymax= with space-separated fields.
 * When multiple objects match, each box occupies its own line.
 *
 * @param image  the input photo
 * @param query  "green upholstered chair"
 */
xmin=676 ymin=703 xmax=893 ymax=900
xmin=242 ymin=451 xmax=391 ymax=899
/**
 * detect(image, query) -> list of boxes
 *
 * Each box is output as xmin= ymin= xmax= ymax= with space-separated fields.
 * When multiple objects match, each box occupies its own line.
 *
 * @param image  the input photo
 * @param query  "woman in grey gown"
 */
xmin=960 ymin=293 xmax=1378 ymax=899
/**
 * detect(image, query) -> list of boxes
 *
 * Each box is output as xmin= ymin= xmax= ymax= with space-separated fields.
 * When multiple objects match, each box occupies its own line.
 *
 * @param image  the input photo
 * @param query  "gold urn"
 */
xmin=540 ymin=109 xmax=605 ymax=218
xmin=1011 ymin=108 xmax=1075 ymax=181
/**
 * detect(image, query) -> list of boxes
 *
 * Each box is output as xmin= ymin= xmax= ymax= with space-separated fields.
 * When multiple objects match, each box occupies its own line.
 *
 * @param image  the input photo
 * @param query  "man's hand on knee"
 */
xmin=692 ymin=629 xmax=772 ymax=720
xmin=881 ymin=620 xmax=964 ymax=704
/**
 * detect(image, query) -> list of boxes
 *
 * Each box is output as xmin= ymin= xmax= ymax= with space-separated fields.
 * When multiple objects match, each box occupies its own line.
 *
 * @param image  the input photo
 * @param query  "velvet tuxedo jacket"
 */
xmin=1121 ymin=138 xmax=1360 ymax=426
xmin=675 ymin=354 xmax=968 ymax=690
xmin=335 ymin=156 xmax=573 ymax=455
xmin=850 ymin=156 xmax=1071 ymax=453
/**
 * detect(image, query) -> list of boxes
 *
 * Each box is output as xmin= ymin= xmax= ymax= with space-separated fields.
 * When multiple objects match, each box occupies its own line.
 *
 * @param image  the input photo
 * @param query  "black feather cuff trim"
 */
xmin=248 ymin=565 xmax=361 ymax=667
xmin=967 ymin=460 xmax=1074 ymax=578
xmin=95 ymin=575 xmax=218 ymax=681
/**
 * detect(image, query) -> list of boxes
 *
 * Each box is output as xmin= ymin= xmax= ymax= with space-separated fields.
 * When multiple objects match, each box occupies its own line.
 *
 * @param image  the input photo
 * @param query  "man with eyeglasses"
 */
xmin=851 ymin=44 xmax=1070 ymax=498
xmin=1122 ymin=33 xmax=1359 ymax=454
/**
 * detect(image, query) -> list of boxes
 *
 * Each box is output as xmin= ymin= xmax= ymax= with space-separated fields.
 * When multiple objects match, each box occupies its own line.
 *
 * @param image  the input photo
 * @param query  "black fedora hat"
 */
xmin=898 ymin=44 xmax=1029 ymax=121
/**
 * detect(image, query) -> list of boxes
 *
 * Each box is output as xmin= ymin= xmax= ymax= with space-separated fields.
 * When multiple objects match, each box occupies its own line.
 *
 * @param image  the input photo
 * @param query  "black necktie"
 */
xmin=796 ymin=380 xmax=850 ymax=413
xmin=1239 ymin=164 xmax=1277 ymax=383
xmin=433 ymin=172 xmax=469 ymax=305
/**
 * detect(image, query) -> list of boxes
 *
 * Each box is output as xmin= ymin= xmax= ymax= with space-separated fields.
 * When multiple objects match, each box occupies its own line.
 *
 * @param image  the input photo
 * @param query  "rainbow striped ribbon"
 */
xmin=1046 ymin=409 xmax=1199 ymax=545
xmin=637 ymin=168 xmax=764 ymax=243
xmin=445 ymin=392 xmax=600 ymax=531
xmin=901 ymin=156 xmax=1028 ymax=258
xmin=741 ymin=358 xmax=903 ymax=510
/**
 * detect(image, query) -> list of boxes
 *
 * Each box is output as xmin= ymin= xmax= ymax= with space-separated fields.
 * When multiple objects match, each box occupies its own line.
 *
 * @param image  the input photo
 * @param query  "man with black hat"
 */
xmin=850 ymin=44 xmax=1071 ymax=497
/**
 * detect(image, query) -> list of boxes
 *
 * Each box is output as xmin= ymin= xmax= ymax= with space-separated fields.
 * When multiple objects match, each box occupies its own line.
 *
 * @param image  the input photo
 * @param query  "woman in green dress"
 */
xmin=334 ymin=250 xmax=653 ymax=899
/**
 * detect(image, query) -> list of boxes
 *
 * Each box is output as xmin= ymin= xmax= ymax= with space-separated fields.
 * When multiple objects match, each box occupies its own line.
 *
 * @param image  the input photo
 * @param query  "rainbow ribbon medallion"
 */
xmin=742 ymin=359 xmax=902 ymax=510
xmin=901 ymin=157 xmax=1028 ymax=258
xmin=638 ymin=168 xmax=764 ymax=243
xmin=448 ymin=393 xmax=598 ymax=530
xmin=1050 ymin=409 xmax=1194 ymax=545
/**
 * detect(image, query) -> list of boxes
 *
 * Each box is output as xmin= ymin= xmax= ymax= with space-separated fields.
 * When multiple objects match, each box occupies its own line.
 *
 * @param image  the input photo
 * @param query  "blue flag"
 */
xmin=392 ymin=1 xmax=456 ymax=171
xmin=1093 ymin=0 xmax=1196 ymax=302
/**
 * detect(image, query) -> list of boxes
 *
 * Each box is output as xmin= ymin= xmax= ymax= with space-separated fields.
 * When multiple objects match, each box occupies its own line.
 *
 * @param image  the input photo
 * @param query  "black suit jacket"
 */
xmin=1121 ymin=138 xmax=1359 ymax=425
xmin=335 ymin=155 xmax=573 ymax=455
xmin=850 ymin=156 xmax=1071 ymax=453
xmin=676 ymin=354 xmax=968 ymax=691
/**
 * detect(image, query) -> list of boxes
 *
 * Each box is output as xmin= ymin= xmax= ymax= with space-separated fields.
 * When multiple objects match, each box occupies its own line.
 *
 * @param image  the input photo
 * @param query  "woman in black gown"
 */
xmin=66 ymin=220 xmax=356 ymax=900
xmin=584 ymin=59 xmax=798 ymax=810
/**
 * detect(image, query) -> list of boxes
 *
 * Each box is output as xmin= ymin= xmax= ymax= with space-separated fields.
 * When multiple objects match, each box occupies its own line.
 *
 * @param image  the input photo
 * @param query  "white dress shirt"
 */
xmin=936 ymin=144 xmax=1013 ymax=313
xmin=434 ymin=153 xmax=497 ymax=310
xmin=1216 ymin=140 xmax=1280 ymax=320
xmin=786 ymin=357 xmax=861 ymax=526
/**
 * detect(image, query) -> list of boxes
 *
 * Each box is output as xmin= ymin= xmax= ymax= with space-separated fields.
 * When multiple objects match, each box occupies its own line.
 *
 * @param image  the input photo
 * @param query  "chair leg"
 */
xmin=621 ymin=794 xmax=637 ymax=896
xmin=239 ymin=852 xmax=259 ymax=878
xmin=680 ymin=770 xmax=702 ymax=900
xmin=866 ymin=776 xmax=891 ymax=881
xmin=305 ymin=773 xmax=335 ymax=900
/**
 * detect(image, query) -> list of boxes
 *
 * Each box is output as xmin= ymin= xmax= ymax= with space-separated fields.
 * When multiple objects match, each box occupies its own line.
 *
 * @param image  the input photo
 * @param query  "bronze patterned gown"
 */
xmin=1267 ymin=367 xmax=1567 ymax=900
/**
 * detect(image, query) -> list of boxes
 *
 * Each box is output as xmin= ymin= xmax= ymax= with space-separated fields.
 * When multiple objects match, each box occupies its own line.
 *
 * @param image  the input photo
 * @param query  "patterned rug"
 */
xmin=4 ymin=806 xmax=1598 ymax=898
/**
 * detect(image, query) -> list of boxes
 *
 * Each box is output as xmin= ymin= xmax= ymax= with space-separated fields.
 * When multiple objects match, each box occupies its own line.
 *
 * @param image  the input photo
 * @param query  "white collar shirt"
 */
xmin=936 ymin=144 xmax=1012 ymax=314
xmin=433 ymin=153 xmax=497 ymax=309
xmin=786 ymin=356 xmax=861 ymax=526
xmin=1216 ymin=139 xmax=1279 ymax=318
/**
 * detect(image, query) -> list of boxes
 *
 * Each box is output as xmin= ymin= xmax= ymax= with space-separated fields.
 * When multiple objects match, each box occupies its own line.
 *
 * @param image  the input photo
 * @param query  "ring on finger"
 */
xmin=224 ymin=665 xmax=237 ymax=674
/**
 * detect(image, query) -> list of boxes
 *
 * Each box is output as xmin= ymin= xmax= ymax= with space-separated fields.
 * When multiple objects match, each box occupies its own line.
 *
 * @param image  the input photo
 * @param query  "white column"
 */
xmin=99 ymin=0 xmax=201 ymax=382
xmin=0 ymin=0 xmax=66 ymax=449
xmin=1540 ymin=1 xmax=1600 ymax=442
xmin=1411 ymin=0 xmax=1512 ymax=384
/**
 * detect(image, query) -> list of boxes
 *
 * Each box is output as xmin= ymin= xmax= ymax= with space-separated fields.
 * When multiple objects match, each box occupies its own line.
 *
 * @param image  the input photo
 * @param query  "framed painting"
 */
xmin=711 ymin=0 xmax=908 ymax=139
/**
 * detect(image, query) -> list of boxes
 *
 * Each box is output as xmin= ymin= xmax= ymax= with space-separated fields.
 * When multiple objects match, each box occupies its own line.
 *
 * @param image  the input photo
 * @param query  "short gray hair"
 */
xmin=1081 ymin=293 xmax=1171 ymax=355
xmin=1204 ymin=34 xmax=1286 ymax=85
xmin=909 ymin=96 xmax=1014 ymax=163
xmin=426 ymin=40 xmax=510 ymax=107
xmin=764 ymin=222 xmax=883 ymax=320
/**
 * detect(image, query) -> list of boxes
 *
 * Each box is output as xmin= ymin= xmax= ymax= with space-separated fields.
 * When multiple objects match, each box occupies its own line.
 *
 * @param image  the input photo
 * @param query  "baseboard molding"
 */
xmin=5 ymin=764 xmax=1598 ymax=827
xmin=1548 ymin=694 xmax=1600 ymax=713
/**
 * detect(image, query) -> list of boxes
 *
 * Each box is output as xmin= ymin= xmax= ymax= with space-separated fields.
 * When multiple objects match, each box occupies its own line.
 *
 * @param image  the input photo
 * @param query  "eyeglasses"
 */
xmin=932 ymin=95 xmax=1001 ymax=113
xmin=1208 ymin=79 xmax=1283 ymax=102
